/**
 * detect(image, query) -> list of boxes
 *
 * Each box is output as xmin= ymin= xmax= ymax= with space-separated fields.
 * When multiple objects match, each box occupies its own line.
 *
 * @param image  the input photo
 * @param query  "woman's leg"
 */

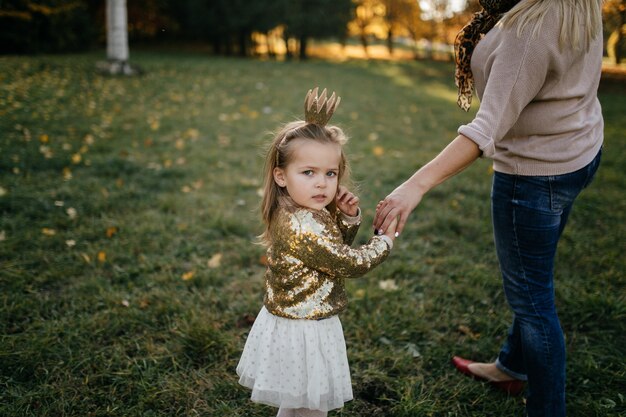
xmin=277 ymin=408 xmax=296 ymax=417
xmin=490 ymin=152 xmax=600 ymax=417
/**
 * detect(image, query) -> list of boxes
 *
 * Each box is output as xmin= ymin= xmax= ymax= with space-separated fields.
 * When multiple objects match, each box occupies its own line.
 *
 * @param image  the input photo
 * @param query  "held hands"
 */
xmin=374 ymin=180 xmax=424 ymax=237
xmin=336 ymin=185 xmax=360 ymax=217
xmin=382 ymin=215 xmax=399 ymax=241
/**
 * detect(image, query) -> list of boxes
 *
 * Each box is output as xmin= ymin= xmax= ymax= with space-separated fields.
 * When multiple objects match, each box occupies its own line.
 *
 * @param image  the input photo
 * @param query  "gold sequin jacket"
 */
xmin=264 ymin=206 xmax=392 ymax=320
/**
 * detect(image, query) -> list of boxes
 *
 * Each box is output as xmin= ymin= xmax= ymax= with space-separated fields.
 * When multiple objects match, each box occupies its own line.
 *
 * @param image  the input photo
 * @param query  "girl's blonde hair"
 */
xmin=499 ymin=0 xmax=603 ymax=51
xmin=259 ymin=121 xmax=350 ymax=245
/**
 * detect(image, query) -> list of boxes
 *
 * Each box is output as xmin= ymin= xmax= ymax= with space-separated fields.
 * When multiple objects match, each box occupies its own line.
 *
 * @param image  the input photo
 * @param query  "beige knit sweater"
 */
xmin=458 ymin=6 xmax=604 ymax=176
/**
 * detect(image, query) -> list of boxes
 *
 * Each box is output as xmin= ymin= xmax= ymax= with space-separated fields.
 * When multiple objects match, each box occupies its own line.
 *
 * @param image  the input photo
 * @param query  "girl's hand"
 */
xmin=336 ymin=185 xmax=360 ymax=217
xmin=374 ymin=180 xmax=424 ymax=237
xmin=383 ymin=215 xmax=399 ymax=242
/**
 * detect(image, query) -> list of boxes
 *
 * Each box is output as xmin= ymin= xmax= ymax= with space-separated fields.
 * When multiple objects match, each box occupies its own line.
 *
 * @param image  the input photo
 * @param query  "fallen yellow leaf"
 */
xmin=106 ymin=226 xmax=118 ymax=238
xmin=97 ymin=251 xmax=106 ymax=263
xmin=185 ymin=128 xmax=199 ymax=140
xmin=458 ymin=324 xmax=481 ymax=340
xmin=181 ymin=270 xmax=195 ymax=280
xmin=207 ymin=253 xmax=223 ymax=268
xmin=373 ymin=146 xmax=385 ymax=156
xmin=42 ymin=228 xmax=56 ymax=236
xmin=66 ymin=207 xmax=77 ymax=219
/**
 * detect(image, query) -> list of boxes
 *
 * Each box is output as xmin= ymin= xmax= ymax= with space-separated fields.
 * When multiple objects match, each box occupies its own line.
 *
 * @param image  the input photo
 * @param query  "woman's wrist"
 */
xmin=407 ymin=171 xmax=431 ymax=199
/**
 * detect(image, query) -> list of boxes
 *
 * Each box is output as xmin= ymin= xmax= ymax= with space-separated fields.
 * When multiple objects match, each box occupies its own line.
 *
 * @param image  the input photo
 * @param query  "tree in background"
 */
xmin=282 ymin=0 xmax=354 ymax=59
xmin=419 ymin=0 xmax=455 ymax=43
xmin=97 ymin=0 xmax=141 ymax=74
xmin=604 ymin=0 xmax=626 ymax=64
xmin=395 ymin=0 xmax=426 ymax=58
xmin=0 ymin=0 xmax=95 ymax=54
xmin=106 ymin=0 xmax=127 ymax=67
xmin=380 ymin=0 xmax=425 ymax=55
xmin=350 ymin=0 xmax=383 ymax=55
xmin=1 ymin=0 xmax=623 ymax=64
xmin=380 ymin=0 xmax=400 ymax=55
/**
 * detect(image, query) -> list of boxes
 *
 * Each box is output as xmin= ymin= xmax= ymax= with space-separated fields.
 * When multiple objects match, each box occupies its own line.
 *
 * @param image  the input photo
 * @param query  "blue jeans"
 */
xmin=491 ymin=150 xmax=601 ymax=417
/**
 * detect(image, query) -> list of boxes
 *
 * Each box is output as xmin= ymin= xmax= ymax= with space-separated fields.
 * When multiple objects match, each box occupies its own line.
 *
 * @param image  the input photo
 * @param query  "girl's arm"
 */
xmin=336 ymin=209 xmax=361 ymax=245
xmin=283 ymin=210 xmax=392 ymax=279
xmin=374 ymin=134 xmax=481 ymax=235
xmin=335 ymin=185 xmax=361 ymax=245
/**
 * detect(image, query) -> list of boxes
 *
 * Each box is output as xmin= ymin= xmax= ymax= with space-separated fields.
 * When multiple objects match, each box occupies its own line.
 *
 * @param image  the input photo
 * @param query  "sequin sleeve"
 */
xmin=336 ymin=208 xmax=361 ymax=245
xmin=277 ymin=208 xmax=390 ymax=279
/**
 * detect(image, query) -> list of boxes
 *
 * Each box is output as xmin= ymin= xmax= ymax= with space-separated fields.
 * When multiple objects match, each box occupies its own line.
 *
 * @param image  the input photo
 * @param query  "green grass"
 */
xmin=1 ymin=51 xmax=624 ymax=416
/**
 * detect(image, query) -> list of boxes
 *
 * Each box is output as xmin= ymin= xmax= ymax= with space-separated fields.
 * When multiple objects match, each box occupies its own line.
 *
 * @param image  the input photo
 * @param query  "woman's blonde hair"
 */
xmin=259 ymin=121 xmax=350 ymax=245
xmin=499 ymin=0 xmax=603 ymax=51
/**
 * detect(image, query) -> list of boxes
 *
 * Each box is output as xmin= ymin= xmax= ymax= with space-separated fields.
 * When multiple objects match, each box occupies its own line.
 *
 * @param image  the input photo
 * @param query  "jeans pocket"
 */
xmin=548 ymin=151 xmax=601 ymax=212
xmin=582 ymin=148 xmax=602 ymax=189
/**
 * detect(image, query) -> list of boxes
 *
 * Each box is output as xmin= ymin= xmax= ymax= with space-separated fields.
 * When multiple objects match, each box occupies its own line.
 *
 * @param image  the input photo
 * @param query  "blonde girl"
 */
xmin=237 ymin=89 xmax=398 ymax=417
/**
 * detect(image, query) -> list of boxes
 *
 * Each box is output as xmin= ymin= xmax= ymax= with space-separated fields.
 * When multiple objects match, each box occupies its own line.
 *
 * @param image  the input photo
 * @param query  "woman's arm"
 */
xmin=373 ymin=134 xmax=481 ymax=235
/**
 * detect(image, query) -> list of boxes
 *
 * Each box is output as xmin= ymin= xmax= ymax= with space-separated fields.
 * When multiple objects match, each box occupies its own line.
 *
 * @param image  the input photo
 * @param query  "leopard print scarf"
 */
xmin=454 ymin=0 xmax=521 ymax=111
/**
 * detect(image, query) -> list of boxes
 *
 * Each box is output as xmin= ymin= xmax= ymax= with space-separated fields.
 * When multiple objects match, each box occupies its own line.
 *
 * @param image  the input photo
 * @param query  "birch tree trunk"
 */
xmin=107 ymin=0 xmax=129 ymax=62
xmin=98 ymin=0 xmax=140 ymax=75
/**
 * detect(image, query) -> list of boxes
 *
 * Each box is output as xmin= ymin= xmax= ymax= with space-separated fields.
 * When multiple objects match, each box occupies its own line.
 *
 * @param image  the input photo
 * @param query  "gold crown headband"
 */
xmin=304 ymin=87 xmax=341 ymax=126
xmin=276 ymin=87 xmax=342 ymax=160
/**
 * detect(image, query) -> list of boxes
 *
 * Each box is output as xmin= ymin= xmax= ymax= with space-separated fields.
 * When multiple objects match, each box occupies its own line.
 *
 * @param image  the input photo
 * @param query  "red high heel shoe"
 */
xmin=452 ymin=356 xmax=525 ymax=396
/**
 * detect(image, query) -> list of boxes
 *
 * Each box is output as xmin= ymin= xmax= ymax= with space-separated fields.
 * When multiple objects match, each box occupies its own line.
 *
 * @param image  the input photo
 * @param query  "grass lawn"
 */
xmin=1 ymin=51 xmax=624 ymax=416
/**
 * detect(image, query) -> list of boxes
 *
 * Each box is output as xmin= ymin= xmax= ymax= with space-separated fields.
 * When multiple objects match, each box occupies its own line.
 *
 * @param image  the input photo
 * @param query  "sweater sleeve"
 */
xmin=458 ymin=25 xmax=554 ymax=158
xmin=283 ymin=209 xmax=390 ymax=279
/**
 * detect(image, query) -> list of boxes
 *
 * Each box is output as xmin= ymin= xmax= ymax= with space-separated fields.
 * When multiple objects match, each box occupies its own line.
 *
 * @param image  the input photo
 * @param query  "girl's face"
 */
xmin=273 ymin=139 xmax=342 ymax=211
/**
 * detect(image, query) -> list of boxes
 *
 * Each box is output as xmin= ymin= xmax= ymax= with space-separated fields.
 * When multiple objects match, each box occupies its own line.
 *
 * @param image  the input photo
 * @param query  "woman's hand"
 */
xmin=336 ymin=185 xmax=360 ymax=217
xmin=374 ymin=135 xmax=481 ymax=236
xmin=374 ymin=180 xmax=424 ymax=236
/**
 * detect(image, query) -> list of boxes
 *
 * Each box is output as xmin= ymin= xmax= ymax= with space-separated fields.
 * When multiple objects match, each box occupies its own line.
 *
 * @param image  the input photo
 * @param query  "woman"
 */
xmin=373 ymin=1 xmax=603 ymax=416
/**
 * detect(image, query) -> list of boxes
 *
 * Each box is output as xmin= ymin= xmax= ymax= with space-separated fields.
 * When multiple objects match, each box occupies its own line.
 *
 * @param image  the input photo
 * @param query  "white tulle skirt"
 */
xmin=236 ymin=307 xmax=353 ymax=412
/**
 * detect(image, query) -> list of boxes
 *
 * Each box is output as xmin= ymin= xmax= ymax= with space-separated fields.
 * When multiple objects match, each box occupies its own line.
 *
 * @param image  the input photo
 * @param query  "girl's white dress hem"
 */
xmin=236 ymin=307 xmax=353 ymax=412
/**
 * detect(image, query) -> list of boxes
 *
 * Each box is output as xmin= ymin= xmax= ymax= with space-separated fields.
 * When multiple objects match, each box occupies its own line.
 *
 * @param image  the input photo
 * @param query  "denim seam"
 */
xmin=548 ymin=177 xmax=554 ymax=212
xmin=510 ymin=176 xmax=553 ymax=362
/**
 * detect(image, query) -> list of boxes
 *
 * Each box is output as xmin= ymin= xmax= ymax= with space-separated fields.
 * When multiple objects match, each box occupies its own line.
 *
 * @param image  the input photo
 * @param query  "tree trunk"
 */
xmin=608 ymin=6 xmax=625 ymax=66
xmin=238 ymin=31 xmax=248 ymax=57
xmin=284 ymin=33 xmax=292 ymax=59
xmin=299 ymin=36 xmax=308 ymax=60
xmin=106 ymin=0 xmax=128 ymax=62
xmin=386 ymin=27 xmax=394 ymax=55
xmin=100 ymin=0 xmax=140 ymax=75
xmin=360 ymin=31 xmax=369 ymax=56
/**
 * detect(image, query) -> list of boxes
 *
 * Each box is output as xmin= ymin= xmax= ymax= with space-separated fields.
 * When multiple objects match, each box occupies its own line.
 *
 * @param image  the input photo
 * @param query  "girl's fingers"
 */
xmin=374 ymin=201 xmax=389 ymax=229
xmin=378 ymin=208 xmax=393 ymax=233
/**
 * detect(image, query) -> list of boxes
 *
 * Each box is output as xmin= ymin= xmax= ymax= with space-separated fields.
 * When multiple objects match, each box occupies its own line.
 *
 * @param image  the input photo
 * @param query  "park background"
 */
xmin=1 ymin=1 xmax=625 ymax=416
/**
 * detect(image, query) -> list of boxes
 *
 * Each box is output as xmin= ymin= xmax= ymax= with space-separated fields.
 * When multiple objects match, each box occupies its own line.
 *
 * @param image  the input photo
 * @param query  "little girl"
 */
xmin=236 ymin=88 xmax=398 ymax=417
